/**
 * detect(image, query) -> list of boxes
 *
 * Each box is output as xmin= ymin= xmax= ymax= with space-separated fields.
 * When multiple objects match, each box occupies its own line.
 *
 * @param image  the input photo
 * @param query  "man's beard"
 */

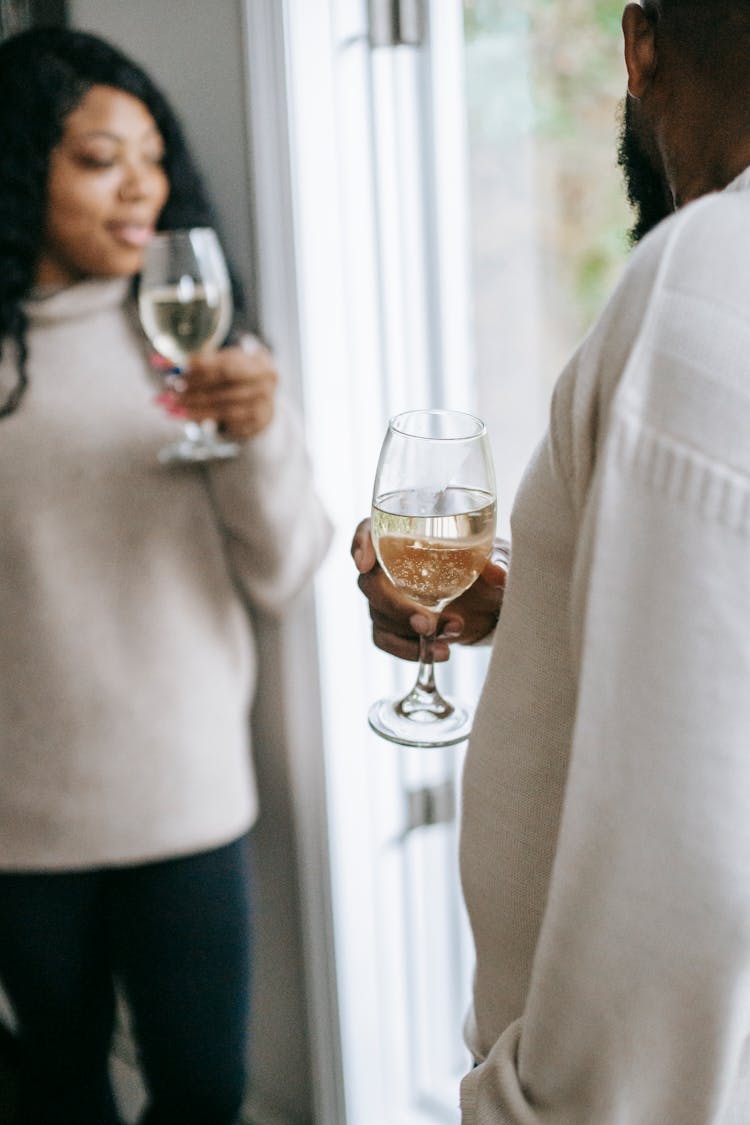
xmin=616 ymin=95 xmax=674 ymax=244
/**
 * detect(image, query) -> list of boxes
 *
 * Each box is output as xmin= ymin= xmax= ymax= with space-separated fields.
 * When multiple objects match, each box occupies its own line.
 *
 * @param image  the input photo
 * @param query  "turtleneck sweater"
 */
xmin=0 ymin=277 xmax=332 ymax=870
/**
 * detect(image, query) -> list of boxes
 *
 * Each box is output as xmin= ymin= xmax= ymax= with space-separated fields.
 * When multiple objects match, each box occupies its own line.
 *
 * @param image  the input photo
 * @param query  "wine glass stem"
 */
xmin=415 ymin=630 xmax=438 ymax=694
xmin=166 ymin=369 xmax=218 ymax=447
xmin=396 ymin=631 xmax=454 ymax=720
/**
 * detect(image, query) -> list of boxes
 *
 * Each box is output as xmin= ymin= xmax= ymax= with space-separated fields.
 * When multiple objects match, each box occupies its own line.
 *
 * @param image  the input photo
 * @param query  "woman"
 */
xmin=0 ymin=27 xmax=332 ymax=1125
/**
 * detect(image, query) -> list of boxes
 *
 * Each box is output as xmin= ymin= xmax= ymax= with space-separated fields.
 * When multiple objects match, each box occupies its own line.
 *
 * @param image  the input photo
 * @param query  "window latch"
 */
xmin=398 ymin=777 xmax=456 ymax=839
xmin=368 ymin=0 xmax=426 ymax=48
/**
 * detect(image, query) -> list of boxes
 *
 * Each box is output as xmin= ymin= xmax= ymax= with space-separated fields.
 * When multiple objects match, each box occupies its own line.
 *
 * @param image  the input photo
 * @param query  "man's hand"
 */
xmin=351 ymin=518 xmax=509 ymax=662
xmin=160 ymin=338 xmax=278 ymax=441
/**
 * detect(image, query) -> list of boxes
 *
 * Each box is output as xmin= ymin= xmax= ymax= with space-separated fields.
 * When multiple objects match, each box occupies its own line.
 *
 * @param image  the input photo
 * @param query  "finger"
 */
xmin=220 ymin=402 xmax=275 ymax=439
xmin=179 ymin=387 xmax=275 ymax=430
xmin=181 ymin=375 xmax=277 ymax=404
xmin=179 ymin=384 xmax=275 ymax=410
xmin=237 ymin=333 xmax=266 ymax=356
xmin=357 ymin=569 xmax=433 ymax=627
xmin=196 ymin=370 xmax=276 ymax=394
xmin=351 ymin=519 xmax=376 ymax=573
xmin=366 ymin=598 xmax=430 ymax=640
xmin=371 ymin=624 xmax=451 ymax=663
xmin=436 ymin=612 xmax=465 ymax=641
xmin=181 ymin=397 xmax=274 ymax=433
xmin=371 ymin=623 xmax=421 ymax=661
xmin=481 ymin=561 xmax=508 ymax=589
xmin=187 ymin=348 xmax=277 ymax=386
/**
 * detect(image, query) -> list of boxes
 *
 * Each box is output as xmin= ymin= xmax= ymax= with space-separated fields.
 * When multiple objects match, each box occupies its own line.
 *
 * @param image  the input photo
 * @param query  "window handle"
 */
xmin=368 ymin=0 xmax=426 ymax=48
xmin=398 ymin=778 xmax=456 ymax=839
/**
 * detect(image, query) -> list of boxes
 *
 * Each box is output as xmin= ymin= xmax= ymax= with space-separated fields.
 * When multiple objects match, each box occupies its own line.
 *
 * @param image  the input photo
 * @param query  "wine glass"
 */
xmin=138 ymin=227 xmax=239 ymax=464
xmin=368 ymin=409 xmax=497 ymax=748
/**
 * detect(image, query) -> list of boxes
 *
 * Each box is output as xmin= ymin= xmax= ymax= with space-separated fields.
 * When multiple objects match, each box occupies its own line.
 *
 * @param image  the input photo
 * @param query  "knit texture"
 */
xmin=460 ymin=168 xmax=750 ymax=1123
xmin=0 ymin=278 xmax=332 ymax=870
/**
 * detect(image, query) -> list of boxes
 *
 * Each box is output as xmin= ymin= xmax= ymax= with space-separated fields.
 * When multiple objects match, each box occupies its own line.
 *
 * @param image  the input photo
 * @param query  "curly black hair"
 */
xmin=0 ymin=26 xmax=244 ymax=418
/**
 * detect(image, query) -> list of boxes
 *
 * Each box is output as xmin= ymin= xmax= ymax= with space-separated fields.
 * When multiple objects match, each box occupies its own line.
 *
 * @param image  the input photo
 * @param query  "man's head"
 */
xmin=619 ymin=0 xmax=750 ymax=241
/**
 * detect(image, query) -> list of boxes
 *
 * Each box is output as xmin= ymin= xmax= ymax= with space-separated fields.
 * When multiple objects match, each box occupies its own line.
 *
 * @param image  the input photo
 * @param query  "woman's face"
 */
xmin=36 ymin=84 xmax=170 ymax=286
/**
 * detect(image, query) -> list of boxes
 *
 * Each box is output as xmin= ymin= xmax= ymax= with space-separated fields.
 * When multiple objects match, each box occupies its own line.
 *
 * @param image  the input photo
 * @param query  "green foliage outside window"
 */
xmin=463 ymin=0 xmax=632 ymax=340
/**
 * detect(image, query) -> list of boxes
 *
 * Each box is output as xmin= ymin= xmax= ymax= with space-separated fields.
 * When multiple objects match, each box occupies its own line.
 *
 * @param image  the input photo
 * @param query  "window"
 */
xmin=244 ymin=2 xmax=631 ymax=1121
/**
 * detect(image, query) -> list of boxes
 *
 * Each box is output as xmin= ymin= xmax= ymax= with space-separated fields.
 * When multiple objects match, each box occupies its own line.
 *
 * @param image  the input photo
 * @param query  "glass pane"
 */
xmin=462 ymin=0 xmax=630 ymax=524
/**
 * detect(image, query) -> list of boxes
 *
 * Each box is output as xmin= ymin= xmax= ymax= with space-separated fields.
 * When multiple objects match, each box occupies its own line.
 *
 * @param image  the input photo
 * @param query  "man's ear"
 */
xmin=622 ymin=2 xmax=658 ymax=98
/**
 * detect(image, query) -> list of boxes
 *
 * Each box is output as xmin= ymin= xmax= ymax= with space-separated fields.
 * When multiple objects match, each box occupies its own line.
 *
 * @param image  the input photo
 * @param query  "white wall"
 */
xmin=70 ymin=0 xmax=259 ymax=328
xmin=67 ymin=2 xmax=315 ymax=1121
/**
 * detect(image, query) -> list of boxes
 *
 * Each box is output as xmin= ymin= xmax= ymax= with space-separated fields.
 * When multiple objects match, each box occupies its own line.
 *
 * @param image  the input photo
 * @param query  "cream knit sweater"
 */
xmin=460 ymin=168 xmax=750 ymax=1123
xmin=0 ymin=278 xmax=332 ymax=870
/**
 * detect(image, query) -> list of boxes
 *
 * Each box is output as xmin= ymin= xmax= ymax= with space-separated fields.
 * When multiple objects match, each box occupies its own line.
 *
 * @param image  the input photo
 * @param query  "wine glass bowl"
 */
xmin=139 ymin=273 xmax=223 ymax=364
xmin=372 ymin=487 xmax=496 ymax=612
xmin=368 ymin=409 xmax=496 ymax=747
xmin=138 ymin=227 xmax=238 ymax=463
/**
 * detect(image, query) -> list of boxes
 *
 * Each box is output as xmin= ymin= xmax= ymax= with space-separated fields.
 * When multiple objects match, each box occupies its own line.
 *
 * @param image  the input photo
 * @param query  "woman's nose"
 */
xmin=119 ymin=162 xmax=161 ymax=201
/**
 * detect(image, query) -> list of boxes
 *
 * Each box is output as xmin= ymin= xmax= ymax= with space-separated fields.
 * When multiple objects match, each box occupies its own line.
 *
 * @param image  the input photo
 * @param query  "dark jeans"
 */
xmin=0 ymin=834 xmax=253 ymax=1125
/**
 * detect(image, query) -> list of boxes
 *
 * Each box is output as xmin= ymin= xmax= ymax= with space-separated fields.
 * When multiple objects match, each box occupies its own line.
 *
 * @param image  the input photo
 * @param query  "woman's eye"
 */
xmin=77 ymin=154 xmax=115 ymax=169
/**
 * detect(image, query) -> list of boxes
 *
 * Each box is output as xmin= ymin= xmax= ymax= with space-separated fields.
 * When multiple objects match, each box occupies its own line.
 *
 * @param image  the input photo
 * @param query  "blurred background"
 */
xmin=0 ymin=2 xmax=631 ymax=1123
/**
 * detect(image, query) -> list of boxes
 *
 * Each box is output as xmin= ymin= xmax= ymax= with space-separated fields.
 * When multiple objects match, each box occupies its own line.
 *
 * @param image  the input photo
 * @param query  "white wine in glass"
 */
xmin=138 ymin=227 xmax=238 ymax=464
xmin=369 ymin=409 xmax=496 ymax=747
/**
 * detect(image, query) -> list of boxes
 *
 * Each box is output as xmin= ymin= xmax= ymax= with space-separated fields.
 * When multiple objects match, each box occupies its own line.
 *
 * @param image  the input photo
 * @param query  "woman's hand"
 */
xmin=163 ymin=337 xmax=278 ymax=441
xmin=351 ymin=518 xmax=510 ymax=662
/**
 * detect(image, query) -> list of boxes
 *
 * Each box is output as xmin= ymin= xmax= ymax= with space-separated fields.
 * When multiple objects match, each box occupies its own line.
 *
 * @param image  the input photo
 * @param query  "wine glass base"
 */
xmin=368 ymin=697 xmax=473 ymax=748
xmin=158 ymin=437 xmax=240 ymax=464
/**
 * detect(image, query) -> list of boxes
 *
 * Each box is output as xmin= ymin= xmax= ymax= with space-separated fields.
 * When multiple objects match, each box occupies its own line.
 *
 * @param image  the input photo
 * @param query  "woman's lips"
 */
xmin=108 ymin=223 xmax=155 ymax=248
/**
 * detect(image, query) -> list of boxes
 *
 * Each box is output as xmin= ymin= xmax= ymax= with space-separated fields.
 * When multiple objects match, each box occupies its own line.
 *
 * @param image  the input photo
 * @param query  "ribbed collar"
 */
xmin=23 ymin=276 xmax=132 ymax=325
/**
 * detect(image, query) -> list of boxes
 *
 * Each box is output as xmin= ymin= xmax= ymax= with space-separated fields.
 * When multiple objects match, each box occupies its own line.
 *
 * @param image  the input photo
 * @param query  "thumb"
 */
xmin=351 ymin=518 xmax=377 ymax=573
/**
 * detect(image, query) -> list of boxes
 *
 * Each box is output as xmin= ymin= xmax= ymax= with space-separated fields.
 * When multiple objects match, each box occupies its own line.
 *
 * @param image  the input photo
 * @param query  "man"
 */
xmin=353 ymin=2 xmax=750 ymax=1121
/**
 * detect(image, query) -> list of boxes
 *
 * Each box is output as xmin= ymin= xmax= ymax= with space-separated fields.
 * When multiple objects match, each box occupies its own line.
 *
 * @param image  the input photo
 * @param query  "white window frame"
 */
xmin=242 ymin=2 xmax=487 ymax=1121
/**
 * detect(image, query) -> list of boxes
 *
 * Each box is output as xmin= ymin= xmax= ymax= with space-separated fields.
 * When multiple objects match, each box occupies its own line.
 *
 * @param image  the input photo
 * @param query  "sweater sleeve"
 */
xmin=461 ymin=396 xmax=750 ymax=1123
xmin=204 ymin=394 xmax=333 ymax=614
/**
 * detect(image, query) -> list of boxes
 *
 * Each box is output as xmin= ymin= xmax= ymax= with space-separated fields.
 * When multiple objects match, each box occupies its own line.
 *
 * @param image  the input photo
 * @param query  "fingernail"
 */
xmin=410 ymin=614 xmax=431 ymax=633
xmin=353 ymin=548 xmax=364 ymax=569
xmin=165 ymin=404 xmax=189 ymax=418
xmin=240 ymin=334 xmax=262 ymax=355
xmin=150 ymin=352 xmax=176 ymax=372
